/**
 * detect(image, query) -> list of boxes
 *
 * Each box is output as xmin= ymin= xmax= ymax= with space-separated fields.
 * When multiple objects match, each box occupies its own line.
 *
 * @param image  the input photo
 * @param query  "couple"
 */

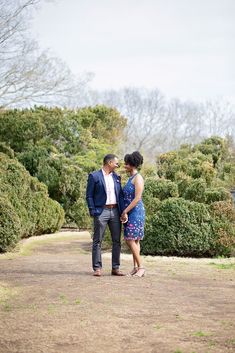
xmin=86 ymin=152 xmax=145 ymax=277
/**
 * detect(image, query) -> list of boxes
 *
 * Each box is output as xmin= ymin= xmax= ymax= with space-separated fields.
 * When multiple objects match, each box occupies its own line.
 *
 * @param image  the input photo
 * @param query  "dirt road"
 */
xmin=0 ymin=231 xmax=234 ymax=353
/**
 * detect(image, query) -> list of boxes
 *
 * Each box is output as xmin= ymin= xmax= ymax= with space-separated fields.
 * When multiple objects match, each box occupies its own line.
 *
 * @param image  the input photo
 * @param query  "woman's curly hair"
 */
xmin=124 ymin=151 xmax=143 ymax=168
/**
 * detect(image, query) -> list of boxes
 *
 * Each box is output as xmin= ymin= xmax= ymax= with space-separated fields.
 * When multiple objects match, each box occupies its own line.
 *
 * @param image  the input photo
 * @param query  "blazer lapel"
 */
xmin=112 ymin=173 xmax=119 ymax=199
xmin=99 ymin=169 xmax=107 ymax=194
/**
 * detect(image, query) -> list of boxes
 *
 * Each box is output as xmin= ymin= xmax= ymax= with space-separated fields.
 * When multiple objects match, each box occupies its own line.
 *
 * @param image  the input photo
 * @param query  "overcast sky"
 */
xmin=32 ymin=0 xmax=235 ymax=102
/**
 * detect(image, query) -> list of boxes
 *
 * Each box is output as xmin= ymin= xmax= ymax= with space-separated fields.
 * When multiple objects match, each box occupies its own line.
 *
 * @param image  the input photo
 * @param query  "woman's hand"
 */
xmin=120 ymin=211 xmax=128 ymax=223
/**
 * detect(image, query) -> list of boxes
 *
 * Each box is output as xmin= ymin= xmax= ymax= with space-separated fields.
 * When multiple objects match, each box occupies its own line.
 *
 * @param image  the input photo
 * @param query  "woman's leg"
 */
xmin=125 ymin=240 xmax=141 ymax=268
xmin=134 ymin=239 xmax=145 ymax=276
xmin=125 ymin=240 xmax=137 ymax=272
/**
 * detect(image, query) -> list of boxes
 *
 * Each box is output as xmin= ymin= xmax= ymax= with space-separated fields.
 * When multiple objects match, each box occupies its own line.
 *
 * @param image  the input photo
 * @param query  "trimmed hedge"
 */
xmin=141 ymin=198 xmax=233 ymax=257
xmin=143 ymin=178 xmax=179 ymax=201
xmin=0 ymin=197 xmax=22 ymax=251
xmin=0 ymin=153 xmax=64 ymax=252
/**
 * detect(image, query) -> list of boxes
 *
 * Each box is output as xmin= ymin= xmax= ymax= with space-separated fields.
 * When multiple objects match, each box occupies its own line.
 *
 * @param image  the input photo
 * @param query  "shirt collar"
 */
xmin=102 ymin=168 xmax=113 ymax=177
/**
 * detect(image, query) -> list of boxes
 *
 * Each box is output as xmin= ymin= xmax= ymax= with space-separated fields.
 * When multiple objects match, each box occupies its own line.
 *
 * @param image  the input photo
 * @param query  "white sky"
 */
xmin=32 ymin=0 xmax=235 ymax=102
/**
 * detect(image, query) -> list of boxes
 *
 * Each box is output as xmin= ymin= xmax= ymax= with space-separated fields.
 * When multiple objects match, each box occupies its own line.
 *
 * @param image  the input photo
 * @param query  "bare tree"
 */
xmin=0 ymin=0 xmax=90 ymax=108
xmin=89 ymin=87 xmax=168 ymax=160
xmin=203 ymin=100 xmax=235 ymax=138
xmin=88 ymin=87 xmax=235 ymax=161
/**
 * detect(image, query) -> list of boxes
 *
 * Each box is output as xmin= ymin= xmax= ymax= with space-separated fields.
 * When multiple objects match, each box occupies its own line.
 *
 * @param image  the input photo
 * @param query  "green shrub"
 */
xmin=0 ymin=197 xmax=22 ymax=252
xmin=195 ymin=136 xmax=225 ymax=167
xmin=144 ymin=178 xmax=179 ymax=200
xmin=183 ymin=178 xmax=207 ymax=203
xmin=175 ymin=172 xmax=192 ymax=196
xmin=0 ymin=106 xmax=127 ymax=228
xmin=0 ymin=153 xmax=64 ymax=252
xmin=209 ymin=201 xmax=235 ymax=255
xmin=0 ymin=142 xmax=14 ymax=158
xmin=65 ymin=198 xmax=92 ymax=229
xmin=142 ymin=195 xmax=161 ymax=217
xmin=142 ymin=198 xmax=220 ymax=257
xmin=205 ymin=187 xmax=232 ymax=204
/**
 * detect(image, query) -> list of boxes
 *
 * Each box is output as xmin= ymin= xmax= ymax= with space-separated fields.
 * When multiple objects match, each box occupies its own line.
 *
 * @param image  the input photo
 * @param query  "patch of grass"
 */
xmin=173 ymin=349 xmax=183 ymax=353
xmin=153 ymin=324 xmax=162 ymax=329
xmin=208 ymin=339 xmax=216 ymax=347
xmin=209 ymin=262 xmax=235 ymax=270
xmin=2 ymin=303 xmax=12 ymax=312
xmin=27 ymin=303 xmax=38 ymax=311
xmin=226 ymin=338 xmax=235 ymax=346
xmin=75 ymin=298 xmax=81 ymax=305
xmin=59 ymin=294 xmax=68 ymax=304
xmin=0 ymin=283 xmax=18 ymax=311
xmin=0 ymin=234 xmax=87 ymax=259
xmin=19 ymin=236 xmax=80 ymax=256
xmin=220 ymin=320 xmax=234 ymax=327
xmin=193 ymin=331 xmax=211 ymax=337
xmin=47 ymin=304 xmax=56 ymax=314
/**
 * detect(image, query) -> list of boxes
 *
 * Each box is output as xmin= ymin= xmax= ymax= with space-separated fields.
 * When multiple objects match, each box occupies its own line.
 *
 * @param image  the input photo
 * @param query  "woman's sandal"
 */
xmin=133 ymin=267 xmax=145 ymax=277
xmin=126 ymin=267 xmax=138 ymax=277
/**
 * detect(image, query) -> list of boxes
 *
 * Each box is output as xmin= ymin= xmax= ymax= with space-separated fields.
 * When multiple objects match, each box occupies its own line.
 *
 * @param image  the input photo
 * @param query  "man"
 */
xmin=86 ymin=154 xmax=126 ymax=277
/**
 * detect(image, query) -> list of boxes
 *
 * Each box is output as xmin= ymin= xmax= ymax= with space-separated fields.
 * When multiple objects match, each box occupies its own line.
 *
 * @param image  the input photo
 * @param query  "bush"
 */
xmin=205 ymin=187 xmax=232 ymax=204
xmin=0 ymin=153 xmax=64 ymax=252
xmin=0 ymin=106 xmax=127 ymax=228
xmin=0 ymin=142 xmax=14 ymax=158
xmin=144 ymin=178 xmax=179 ymax=201
xmin=0 ymin=197 xmax=22 ymax=252
xmin=209 ymin=201 xmax=235 ymax=255
xmin=183 ymin=178 xmax=207 ymax=203
xmin=65 ymin=198 xmax=92 ymax=229
xmin=141 ymin=198 xmax=225 ymax=257
xmin=175 ymin=172 xmax=192 ymax=196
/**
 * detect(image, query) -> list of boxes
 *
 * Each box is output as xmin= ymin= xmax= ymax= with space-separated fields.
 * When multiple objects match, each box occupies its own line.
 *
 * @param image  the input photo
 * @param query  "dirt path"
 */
xmin=0 ymin=231 xmax=234 ymax=353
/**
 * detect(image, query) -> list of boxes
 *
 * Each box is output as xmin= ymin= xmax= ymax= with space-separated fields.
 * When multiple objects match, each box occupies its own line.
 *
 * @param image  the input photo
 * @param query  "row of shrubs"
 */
xmin=142 ymin=196 xmax=235 ymax=257
xmin=0 ymin=105 xmax=234 ymax=258
xmin=0 ymin=153 xmax=64 ymax=252
xmin=141 ymin=137 xmax=235 ymax=257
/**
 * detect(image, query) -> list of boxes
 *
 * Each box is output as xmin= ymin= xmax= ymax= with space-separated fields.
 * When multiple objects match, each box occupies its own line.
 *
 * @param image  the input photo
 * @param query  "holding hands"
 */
xmin=120 ymin=210 xmax=128 ymax=224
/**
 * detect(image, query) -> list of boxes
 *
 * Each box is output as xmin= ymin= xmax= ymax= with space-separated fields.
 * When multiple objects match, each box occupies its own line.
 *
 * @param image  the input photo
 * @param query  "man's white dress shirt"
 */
xmin=102 ymin=169 xmax=117 ymax=205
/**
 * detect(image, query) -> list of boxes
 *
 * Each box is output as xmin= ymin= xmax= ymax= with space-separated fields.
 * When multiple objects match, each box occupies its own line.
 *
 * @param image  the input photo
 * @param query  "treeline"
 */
xmin=87 ymin=88 xmax=235 ymax=161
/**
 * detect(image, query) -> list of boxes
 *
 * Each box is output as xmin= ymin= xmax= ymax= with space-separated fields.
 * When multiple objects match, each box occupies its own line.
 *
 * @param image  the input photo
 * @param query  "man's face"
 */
xmin=108 ymin=157 xmax=119 ymax=171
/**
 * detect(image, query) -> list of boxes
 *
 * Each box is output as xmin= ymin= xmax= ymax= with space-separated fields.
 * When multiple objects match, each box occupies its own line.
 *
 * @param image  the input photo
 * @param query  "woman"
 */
xmin=121 ymin=151 xmax=145 ymax=277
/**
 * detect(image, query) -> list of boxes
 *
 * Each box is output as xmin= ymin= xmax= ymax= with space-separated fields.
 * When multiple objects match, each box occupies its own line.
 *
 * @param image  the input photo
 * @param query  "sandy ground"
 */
xmin=0 ymin=231 xmax=234 ymax=353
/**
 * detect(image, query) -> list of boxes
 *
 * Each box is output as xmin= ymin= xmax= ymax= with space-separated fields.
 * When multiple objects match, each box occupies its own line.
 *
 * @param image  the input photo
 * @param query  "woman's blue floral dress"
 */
xmin=123 ymin=174 xmax=145 ymax=240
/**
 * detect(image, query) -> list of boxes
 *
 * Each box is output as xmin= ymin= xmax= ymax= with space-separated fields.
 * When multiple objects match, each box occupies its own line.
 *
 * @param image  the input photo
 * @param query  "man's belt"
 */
xmin=104 ymin=204 xmax=118 ymax=209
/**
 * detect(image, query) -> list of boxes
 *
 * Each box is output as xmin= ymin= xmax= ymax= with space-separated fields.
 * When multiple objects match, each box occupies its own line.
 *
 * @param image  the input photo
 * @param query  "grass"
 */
xmin=59 ymin=294 xmax=69 ymax=304
xmin=220 ymin=320 xmax=234 ymax=327
xmin=47 ymin=304 xmax=57 ymax=314
xmin=226 ymin=338 xmax=235 ymax=345
xmin=208 ymin=339 xmax=216 ymax=347
xmin=0 ymin=233 xmax=89 ymax=259
xmin=209 ymin=262 xmax=235 ymax=270
xmin=0 ymin=282 xmax=18 ymax=312
xmin=193 ymin=331 xmax=211 ymax=337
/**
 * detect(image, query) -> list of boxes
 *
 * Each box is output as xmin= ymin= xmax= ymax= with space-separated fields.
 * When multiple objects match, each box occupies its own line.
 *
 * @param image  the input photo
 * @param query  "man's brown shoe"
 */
xmin=111 ymin=269 xmax=125 ymax=276
xmin=93 ymin=269 xmax=101 ymax=277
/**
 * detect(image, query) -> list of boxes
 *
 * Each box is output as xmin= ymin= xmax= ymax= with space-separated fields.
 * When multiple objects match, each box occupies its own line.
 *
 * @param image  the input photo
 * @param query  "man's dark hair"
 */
xmin=124 ymin=151 xmax=143 ymax=168
xmin=103 ymin=154 xmax=118 ymax=165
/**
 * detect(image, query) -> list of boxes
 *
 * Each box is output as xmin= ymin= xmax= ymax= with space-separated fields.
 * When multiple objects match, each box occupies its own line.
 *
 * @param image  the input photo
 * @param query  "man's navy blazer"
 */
xmin=86 ymin=169 xmax=125 ymax=216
